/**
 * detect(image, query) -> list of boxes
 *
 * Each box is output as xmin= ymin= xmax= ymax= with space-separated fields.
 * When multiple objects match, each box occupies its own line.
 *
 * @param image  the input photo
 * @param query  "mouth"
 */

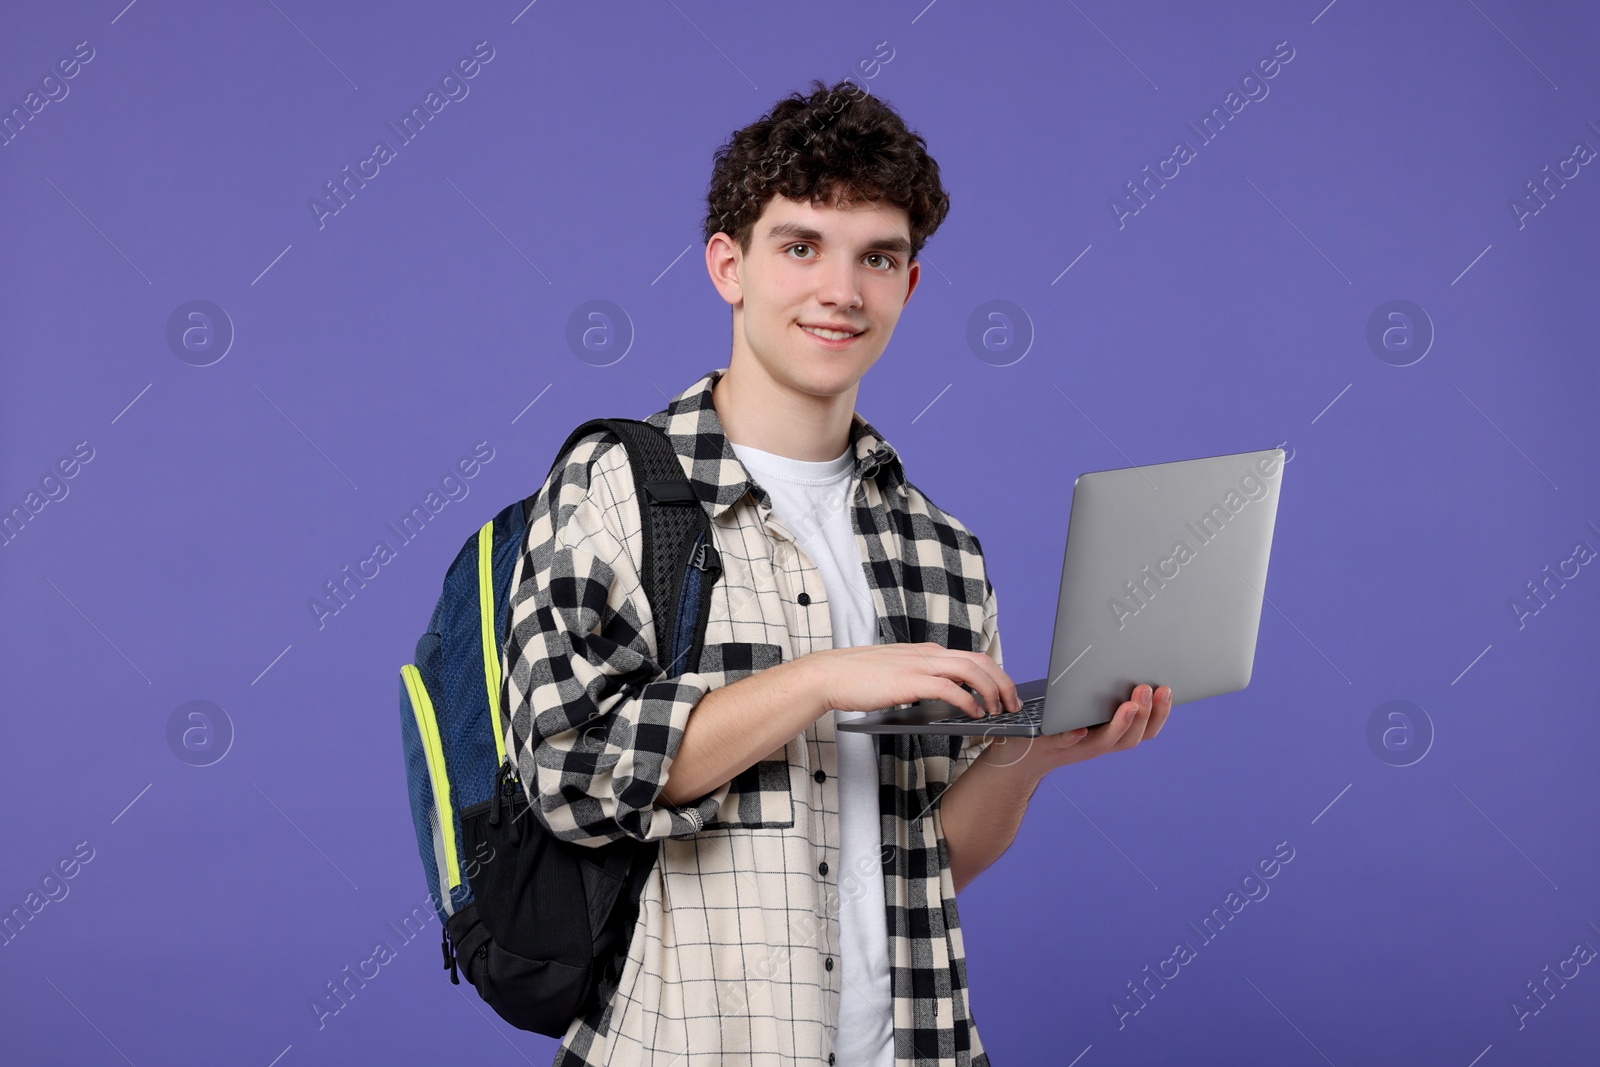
xmin=798 ymin=323 xmax=865 ymax=346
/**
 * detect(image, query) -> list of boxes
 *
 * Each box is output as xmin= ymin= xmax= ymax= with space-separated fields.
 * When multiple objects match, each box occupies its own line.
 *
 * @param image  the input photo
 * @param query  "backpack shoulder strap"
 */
xmin=539 ymin=417 xmax=719 ymax=678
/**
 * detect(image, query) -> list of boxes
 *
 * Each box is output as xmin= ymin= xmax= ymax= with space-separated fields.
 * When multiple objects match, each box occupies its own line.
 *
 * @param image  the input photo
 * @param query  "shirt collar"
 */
xmin=645 ymin=366 xmax=907 ymax=521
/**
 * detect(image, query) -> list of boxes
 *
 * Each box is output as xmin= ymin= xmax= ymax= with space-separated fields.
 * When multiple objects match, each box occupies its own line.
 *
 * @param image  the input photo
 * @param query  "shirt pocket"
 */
xmin=691 ymin=641 xmax=797 ymax=831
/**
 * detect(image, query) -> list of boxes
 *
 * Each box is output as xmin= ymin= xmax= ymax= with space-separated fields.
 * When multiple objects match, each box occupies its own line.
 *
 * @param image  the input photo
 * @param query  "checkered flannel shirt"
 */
xmin=501 ymin=366 xmax=1003 ymax=1066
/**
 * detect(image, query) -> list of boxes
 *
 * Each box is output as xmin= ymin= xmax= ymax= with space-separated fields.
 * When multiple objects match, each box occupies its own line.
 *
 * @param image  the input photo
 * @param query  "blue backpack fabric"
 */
xmin=397 ymin=417 xmax=723 ymax=1036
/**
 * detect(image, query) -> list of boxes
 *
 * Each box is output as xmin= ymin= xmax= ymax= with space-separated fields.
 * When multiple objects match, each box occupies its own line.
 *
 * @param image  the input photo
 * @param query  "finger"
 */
xmin=1113 ymin=701 xmax=1152 ymax=750
xmin=925 ymin=653 xmax=1007 ymax=717
xmin=935 ymin=675 xmax=988 ymax=718
xmin=1086 ymin=687 xmax=1140 ymax=743
xmin=1118 ymin=695 xmax=1149 ymax=742
xmin=1114 ymin=686 xmax=1160 ymax=750
xmin=1122 ymin=684 xmax=1154 ymax=739
xmin=946 ymin=653 xmax=1008 ymax=716
xmin=1083 ymin=697 xmax=1141 ymax=749
xmin=962 ymin=651 xmax=1021 ymax=712
xmin=1145 ymin=686 xmax=1173 ymax=740
xmin=1048 ymin=726 xmax=1089 ymax=749
xmin=908 ymin=646 xmax=1018 ymax=714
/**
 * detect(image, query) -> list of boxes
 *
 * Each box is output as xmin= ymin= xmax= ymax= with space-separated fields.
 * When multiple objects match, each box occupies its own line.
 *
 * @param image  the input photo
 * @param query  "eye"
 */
xmin=785 ymin=243 xmax=815 ymax=259
xmin=865 ymin=253 xmax=897 ymax=271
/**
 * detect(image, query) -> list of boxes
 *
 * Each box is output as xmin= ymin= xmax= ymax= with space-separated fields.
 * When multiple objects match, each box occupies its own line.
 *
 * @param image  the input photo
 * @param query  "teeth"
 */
xmin=803 ymin=326 xmax=856 ymax=340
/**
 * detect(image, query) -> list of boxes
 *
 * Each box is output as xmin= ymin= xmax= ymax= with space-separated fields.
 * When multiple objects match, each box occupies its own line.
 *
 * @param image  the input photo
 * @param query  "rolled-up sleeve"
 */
xmin=500 ymin=432 xmax=733 ymax=848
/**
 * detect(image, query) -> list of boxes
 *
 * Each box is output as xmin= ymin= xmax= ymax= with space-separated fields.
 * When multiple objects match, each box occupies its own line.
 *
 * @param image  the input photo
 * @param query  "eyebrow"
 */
xmin=764 ymin=221 xmax=912 ymax=259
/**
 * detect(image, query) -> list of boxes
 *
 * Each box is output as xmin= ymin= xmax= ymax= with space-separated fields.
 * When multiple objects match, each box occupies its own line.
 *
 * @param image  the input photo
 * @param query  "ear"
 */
xmin=706 ymin=232 xmax=744 ymax=310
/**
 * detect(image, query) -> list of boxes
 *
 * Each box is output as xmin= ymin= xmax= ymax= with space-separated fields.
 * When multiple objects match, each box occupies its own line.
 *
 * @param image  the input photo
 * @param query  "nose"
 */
xmin=816 ymin=260 xmax=863 ymax=312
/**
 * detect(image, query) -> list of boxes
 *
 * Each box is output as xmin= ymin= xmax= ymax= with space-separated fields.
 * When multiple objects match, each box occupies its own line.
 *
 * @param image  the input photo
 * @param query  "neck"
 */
xmin=711 ymin=356 xmax=858 ymax=462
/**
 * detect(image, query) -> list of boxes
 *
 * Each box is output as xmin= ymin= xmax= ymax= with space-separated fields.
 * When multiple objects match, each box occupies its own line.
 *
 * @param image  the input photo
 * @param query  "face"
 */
xmin=707 ymin=192 xmax=920 ymax=400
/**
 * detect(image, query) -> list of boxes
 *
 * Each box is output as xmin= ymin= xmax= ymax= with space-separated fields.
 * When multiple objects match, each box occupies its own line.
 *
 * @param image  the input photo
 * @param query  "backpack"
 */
xmin=396 ymin=417 xmax=724 ymax=1036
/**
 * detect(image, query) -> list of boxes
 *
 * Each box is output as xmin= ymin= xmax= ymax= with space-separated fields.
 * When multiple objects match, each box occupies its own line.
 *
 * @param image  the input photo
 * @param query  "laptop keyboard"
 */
xmin=925 ymin=694 xmax=1046 ymax=727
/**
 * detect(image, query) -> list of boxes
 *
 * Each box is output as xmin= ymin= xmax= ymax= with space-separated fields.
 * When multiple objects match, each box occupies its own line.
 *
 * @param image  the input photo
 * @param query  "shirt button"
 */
xmin=813 ymin=769 xmax=826 ymax=783
xmin=825 ymin=956 xmax=834 ymax=971
xmin=797 ymin=592 xmax=811 ymax=606
xmin=818 ymin=861 xmax=829 ymax=876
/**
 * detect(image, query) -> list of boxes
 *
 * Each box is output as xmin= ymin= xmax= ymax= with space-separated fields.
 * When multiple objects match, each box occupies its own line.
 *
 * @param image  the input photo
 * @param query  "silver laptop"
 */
xmin=837 ymin=447 xmax=1285 ymax=737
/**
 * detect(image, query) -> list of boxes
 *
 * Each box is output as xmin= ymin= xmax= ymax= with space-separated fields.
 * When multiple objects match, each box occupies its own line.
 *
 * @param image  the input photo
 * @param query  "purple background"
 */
xmin=3 ymin=1 xmax=1598 ymax=1064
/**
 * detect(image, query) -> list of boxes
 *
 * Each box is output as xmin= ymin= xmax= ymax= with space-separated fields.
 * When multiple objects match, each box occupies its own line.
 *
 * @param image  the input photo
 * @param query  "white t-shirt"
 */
xmin=729 ymin=438 xmax=894 ymax=1067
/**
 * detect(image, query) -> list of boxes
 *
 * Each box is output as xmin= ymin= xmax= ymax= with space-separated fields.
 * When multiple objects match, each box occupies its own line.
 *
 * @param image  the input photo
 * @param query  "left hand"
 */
xmin=978 ymin=683 xmax=1172 ymax=780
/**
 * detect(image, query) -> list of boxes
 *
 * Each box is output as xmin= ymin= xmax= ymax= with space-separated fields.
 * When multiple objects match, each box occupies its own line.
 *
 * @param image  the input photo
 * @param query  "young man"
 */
xmin=502 ymin=80 xmax=1172 ymax=1067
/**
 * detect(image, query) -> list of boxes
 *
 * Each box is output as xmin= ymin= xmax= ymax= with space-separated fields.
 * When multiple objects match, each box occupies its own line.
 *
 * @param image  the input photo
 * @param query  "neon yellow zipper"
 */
xmin=478 ymin=520 xmax=508 ymax=769
xmin=401 ymin=663 xmax=459 ymax=888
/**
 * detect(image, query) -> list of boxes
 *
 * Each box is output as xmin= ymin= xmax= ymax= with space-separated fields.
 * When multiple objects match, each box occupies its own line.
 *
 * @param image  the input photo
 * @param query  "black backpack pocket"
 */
xmin=454 ymin=775 xmax=650 ymax=1036
xmin=447 ymin=902 xmax=590 ymax=1035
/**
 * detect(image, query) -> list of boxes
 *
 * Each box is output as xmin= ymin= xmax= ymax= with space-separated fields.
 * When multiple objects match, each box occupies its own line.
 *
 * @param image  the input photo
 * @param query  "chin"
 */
xmin=785 ymin=350 xmax=874 ymax=394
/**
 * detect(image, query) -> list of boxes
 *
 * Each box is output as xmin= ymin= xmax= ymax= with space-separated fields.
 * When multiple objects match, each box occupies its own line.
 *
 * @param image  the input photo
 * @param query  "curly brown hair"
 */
xmin=702 ymin=78 xmax=951 ymax=262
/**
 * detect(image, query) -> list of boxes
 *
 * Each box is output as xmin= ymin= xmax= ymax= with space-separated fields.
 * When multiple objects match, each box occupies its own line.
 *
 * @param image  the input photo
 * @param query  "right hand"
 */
xmin=805 ymin=642 xmax=1021 ymax=720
